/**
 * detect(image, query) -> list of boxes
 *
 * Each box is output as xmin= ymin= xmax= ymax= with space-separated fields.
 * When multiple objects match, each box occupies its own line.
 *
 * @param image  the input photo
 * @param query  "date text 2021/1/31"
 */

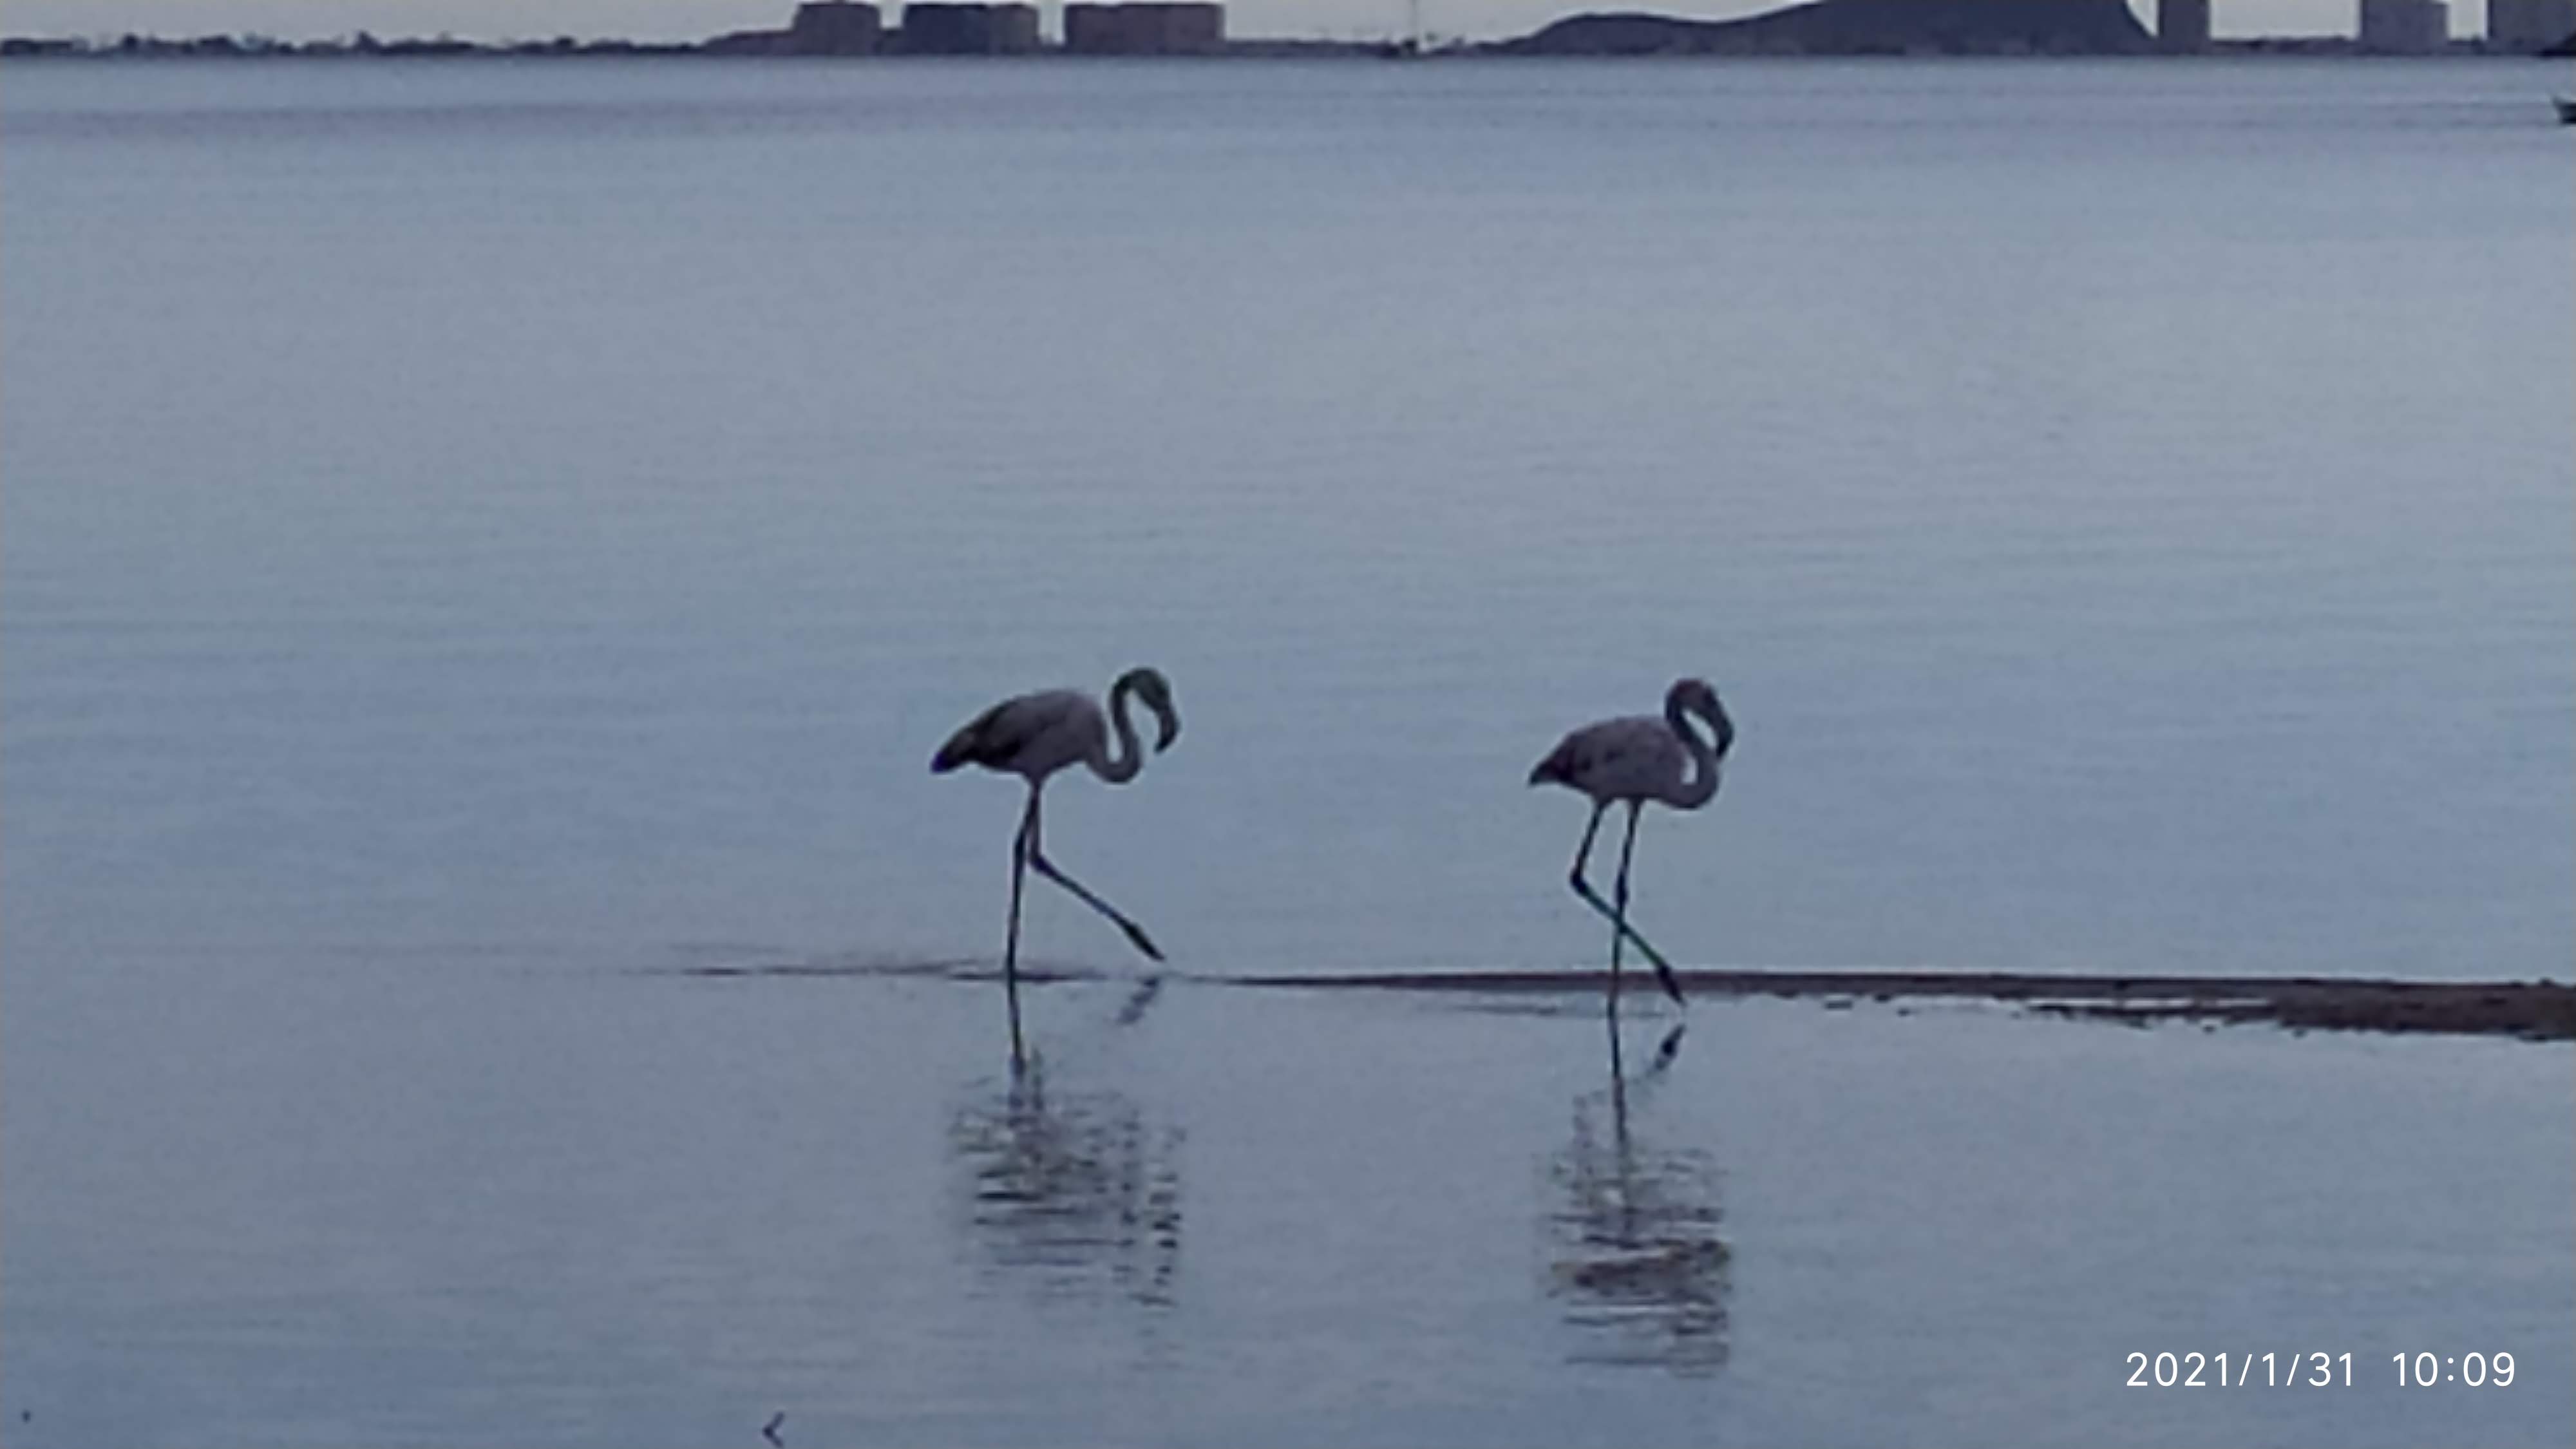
xmin=2126 ymin=1351 xmax=2517 ymax=1388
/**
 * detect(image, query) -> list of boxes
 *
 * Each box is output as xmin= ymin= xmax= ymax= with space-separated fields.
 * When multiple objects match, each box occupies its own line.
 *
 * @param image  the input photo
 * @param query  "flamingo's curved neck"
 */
xmin=1090 ymin=677 xmax=1146 ymax=784
xmin=1663 ymin=689 xmax=1730 ymax=809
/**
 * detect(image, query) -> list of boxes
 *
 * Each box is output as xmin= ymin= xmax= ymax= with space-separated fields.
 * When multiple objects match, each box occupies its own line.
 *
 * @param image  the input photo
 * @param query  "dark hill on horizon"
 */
xmin=1494 ymin=0 xmax=2154 ymax=55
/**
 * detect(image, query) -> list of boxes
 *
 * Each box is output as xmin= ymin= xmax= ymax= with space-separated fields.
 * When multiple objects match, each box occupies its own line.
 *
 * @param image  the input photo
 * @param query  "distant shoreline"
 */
xmin=14 ymin=0 xmax=2572 ymax=62
xmin=5 ymin=35 xmax=2564 ymax=62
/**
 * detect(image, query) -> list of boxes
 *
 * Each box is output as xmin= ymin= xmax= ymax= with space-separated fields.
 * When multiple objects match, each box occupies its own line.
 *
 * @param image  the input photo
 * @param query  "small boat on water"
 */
xmin=2556 ymin=96 xmax=2576 ymax=125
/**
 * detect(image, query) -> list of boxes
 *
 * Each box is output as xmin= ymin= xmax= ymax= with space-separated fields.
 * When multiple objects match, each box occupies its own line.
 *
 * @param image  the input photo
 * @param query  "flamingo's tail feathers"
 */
xmin=1528 ymin=740 xmax=1576 ymax=788
xmin=932 ymin=701 xmax=1013 ymax=773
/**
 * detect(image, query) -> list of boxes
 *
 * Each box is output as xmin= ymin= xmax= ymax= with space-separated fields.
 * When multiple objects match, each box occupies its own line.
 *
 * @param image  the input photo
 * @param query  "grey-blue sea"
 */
xmin=3 ymin=56 xmax=2570 ymax=1447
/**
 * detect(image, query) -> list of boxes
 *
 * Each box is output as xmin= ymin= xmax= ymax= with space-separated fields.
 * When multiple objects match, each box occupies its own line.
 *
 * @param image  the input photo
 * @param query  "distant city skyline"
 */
xmin=0 ymin=1 xmax=2524 ymax=44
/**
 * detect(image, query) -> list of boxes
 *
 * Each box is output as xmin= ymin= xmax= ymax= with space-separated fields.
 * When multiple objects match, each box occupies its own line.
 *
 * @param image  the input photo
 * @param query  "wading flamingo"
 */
xmin=1529 ymin=677 xmax=1734 ymax=1074
xmin=933 ymin=667 xmax=1180 ymax=1070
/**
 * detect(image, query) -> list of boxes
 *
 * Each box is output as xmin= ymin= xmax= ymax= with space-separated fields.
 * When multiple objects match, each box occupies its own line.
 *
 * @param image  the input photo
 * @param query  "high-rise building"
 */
xmin=2157 ymin=0 xmax=2211 ymax=52
xmin=2357 ymin=0 xmax=2446 ymax=52
xmin=2488 ymin=0 xmax=2576 ymax=49
xmin=898 ymin=3 xmax=1039 ymax=52
xmin=1065 ymin=3 xmax=1225 ymax=54
xmin=788 ymin=2 xmax=882 ymax=53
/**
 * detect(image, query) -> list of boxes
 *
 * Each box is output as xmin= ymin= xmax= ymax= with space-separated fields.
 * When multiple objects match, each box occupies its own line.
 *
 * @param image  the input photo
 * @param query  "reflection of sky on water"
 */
xmin=949 ymin=1068 xmax=1184 ymax=1312
xmin=1545 ymin=1075 xmax=1730 ymax=1376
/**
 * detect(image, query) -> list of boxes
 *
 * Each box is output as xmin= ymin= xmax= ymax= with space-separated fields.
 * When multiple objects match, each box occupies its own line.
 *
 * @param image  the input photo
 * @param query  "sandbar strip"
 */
xmin=1221 ymin=968 xmax=2576 ymax=1041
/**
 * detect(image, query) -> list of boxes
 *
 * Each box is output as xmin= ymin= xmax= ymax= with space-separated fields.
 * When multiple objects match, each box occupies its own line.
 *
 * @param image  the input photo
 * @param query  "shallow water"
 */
xmin=3 ymin=55 xmax=2571 ymax=1447
xmin=6 ymin=956 xmax=2571 ymax=1446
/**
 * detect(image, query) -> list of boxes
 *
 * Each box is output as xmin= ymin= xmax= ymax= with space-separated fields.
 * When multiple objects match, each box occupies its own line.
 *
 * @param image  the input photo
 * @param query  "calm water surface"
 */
xmin=3 ymin=57 xmax=2570 ymax=1446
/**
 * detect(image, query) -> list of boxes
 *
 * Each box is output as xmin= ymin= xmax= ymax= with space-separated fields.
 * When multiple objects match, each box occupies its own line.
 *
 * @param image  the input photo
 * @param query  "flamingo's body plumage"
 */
xmin=934 ymin=689 xmax=1130 ymax=783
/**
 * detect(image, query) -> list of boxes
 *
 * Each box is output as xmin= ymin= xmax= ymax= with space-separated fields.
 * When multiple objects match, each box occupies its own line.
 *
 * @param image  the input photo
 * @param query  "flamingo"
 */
xmin=1529 ymin=677 xmax=1734 ymax=1074
xmin=933 ymin=667 xmax=1180 ymax=1069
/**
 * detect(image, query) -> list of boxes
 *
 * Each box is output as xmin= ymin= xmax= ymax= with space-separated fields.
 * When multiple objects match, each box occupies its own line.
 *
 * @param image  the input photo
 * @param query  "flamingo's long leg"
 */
xmin=1004 ymin=787 xmax=1034 ymax=1071
xmin=1611 ymin=800 xmax=1685 ymax=1008
xmin=1566 ymin=804 xmax=1683 ymax=997
xmin=1025 ymin=791 xmax=1164 ymax=963
xmin=1605 ymin=804 xmax=1628 ymax=1079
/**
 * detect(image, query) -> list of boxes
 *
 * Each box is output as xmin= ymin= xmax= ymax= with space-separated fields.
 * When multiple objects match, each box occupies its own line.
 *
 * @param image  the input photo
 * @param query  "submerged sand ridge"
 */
xmin=1225 ymin=968 xmax=2576 ymax=1041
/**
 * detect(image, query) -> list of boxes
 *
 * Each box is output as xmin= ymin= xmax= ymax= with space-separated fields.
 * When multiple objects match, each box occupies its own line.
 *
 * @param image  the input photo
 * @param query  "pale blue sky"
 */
xmin=0 ymin=1 xmax=2507 ymax=43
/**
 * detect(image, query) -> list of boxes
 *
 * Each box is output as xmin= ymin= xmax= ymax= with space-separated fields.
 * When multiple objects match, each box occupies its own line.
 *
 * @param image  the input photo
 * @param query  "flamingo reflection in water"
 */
xmin=1546 ymin=1068 xmax=1731 ymax=1374
xmin=949 ymin=1063 xmax=1183 ymax=1311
